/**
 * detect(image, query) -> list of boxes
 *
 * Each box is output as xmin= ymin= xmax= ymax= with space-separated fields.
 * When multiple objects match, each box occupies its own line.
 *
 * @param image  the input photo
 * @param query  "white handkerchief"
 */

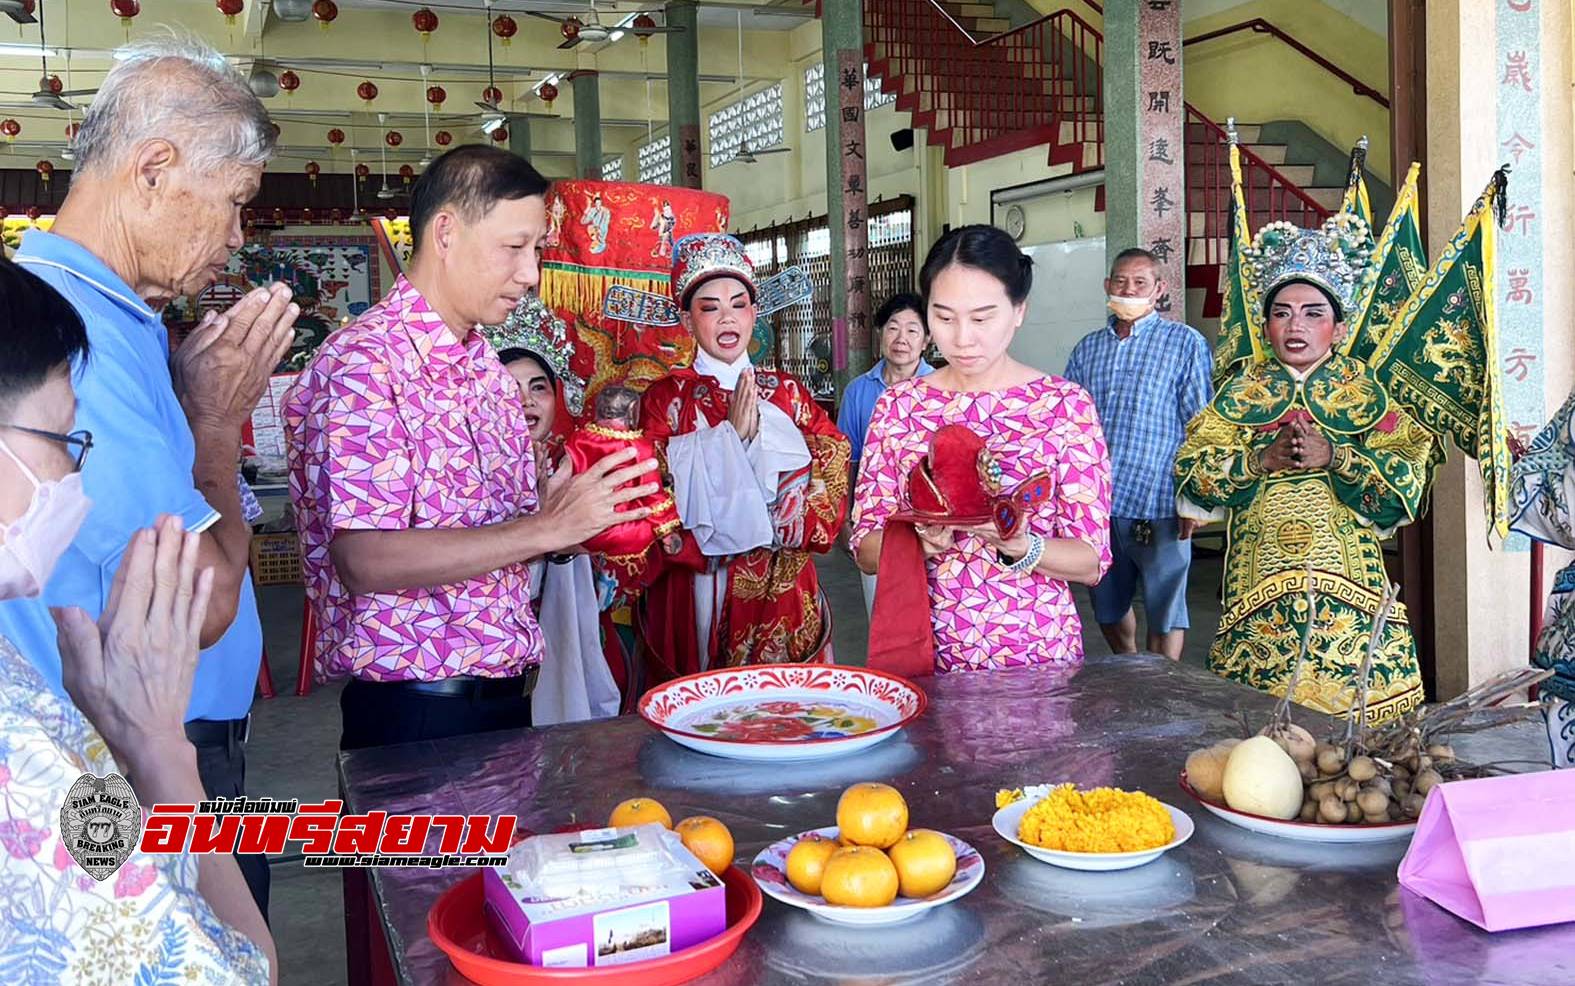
xmin=667 ymin=422 xmax=774 ymax=556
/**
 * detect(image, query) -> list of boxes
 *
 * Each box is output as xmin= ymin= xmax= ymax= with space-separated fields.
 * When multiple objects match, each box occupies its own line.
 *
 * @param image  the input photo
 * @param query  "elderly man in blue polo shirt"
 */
xmin=1064 ymin=248 xmax=1212 ymax=661
xmin=837 ymin=291 xmax=934 ymax=614
xmin=5 ymin=36 xmax=296 ymax=918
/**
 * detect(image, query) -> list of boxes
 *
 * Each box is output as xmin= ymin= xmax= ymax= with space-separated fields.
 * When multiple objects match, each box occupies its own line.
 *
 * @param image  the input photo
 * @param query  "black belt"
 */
xmin=185 ymin=715 xmax=252 ymax=749
xmin=363 ymin=666 xmax=539 ymax=700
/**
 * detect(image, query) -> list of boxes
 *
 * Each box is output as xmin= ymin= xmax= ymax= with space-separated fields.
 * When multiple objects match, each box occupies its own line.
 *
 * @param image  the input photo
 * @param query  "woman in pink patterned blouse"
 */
xmin=851 ymin=225 xmax=1114 ymax=672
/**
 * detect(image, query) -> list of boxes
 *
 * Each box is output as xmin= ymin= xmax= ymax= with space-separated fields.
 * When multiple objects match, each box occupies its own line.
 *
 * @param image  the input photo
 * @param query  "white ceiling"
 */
xmin=333 ymin=0 xmax=811 ymax=31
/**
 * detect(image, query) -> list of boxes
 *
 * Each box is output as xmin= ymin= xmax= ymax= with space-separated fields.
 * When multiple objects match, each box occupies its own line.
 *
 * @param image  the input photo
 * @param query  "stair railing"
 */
xmin=1184 ymin=19 xmax=1389 ymax=108
xmin=863 ymin=0 xmax=1104 ymax=167
xmin=1184 ymin=106 xmax=1331 ymax=267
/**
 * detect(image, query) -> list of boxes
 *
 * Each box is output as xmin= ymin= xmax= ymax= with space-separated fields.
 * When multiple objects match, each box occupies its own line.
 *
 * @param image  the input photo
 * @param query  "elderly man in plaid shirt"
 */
xmin=1064 ymin=248 xmax=1212 ymax=660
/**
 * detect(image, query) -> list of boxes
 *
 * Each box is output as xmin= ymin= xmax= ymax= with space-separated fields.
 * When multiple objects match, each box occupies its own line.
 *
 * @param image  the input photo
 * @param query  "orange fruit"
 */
xmin=784 ymin=834 xmax=840 ymax=895
xmin=608 ymin=798 xmax=672 ymax=829
xmin=819 ymin=846 xmax=899 ymax=908
xmin=675 ymin=816 xmax=734 ymax=876
xmin=886 ymin=829 xmax=957 ymax=898
xmin=835 ymin=782 xmax=909 ymax=849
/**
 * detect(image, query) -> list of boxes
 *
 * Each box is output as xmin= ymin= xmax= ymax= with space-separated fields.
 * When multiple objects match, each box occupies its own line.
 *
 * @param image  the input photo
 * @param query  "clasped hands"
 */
xmin=1257 ymin=416 xmax=1334 ymax=473
xmin=913 ymin=521 xmax=1031 ymax=561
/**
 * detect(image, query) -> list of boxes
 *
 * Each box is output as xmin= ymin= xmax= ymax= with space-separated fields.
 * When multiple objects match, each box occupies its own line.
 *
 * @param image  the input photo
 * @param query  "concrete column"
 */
xmin=823 ymin=0 xmax=870 ymax=391
xmin=507 ymin=116 xmax=531 ymax=161
xmin=1101 ymin=0 xmax=1184 ymax=310
xmin=1426 ymin=0 xmax=1574 ymax=697
xmin=665 ymin=0 xmax=702 ymax=188
xmin=569 ymin=71 xmax=602 ymax=179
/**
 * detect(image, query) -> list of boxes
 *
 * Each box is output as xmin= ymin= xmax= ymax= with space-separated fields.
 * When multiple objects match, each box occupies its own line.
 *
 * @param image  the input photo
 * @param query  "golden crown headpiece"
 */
xmin=1242 ymin=212 xmax=1377 ymax=318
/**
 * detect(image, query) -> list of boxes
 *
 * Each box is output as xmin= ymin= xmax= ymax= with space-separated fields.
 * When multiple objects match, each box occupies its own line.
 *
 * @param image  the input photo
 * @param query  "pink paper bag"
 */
xmin=1398 ymin=770 xmax=1575 ymax=932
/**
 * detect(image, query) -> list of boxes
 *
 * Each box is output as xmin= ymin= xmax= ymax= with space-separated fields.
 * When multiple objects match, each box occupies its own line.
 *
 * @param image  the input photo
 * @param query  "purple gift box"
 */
xmin=483 ymin=827 xmax=727 ymax=968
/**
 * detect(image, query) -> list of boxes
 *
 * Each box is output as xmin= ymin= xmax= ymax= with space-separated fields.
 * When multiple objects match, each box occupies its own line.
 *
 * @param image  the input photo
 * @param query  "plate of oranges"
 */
xmin=749 ymin=783 xmax=984 ymax=927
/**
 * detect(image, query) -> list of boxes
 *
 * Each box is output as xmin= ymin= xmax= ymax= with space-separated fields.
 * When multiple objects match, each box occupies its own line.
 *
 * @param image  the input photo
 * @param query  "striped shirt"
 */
xmin=1064 ymin=313 xmax=1212 ymax=519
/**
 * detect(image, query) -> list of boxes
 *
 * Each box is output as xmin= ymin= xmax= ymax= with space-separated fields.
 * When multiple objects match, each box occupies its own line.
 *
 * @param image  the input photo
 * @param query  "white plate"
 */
xmin=1178 ymin=772 xmax=1418 ymax=844
xmin=992 ymin=784 xmax=1195 ymax=871
xmin=750 ymin=827 xmax=984 ymax=927
xmin=639 ymin=665 xmax=925 ymax=763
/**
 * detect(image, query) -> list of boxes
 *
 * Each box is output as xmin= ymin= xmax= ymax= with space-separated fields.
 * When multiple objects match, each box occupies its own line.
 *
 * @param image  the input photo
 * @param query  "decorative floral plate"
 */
xmin=751 ymin=826 xmax=984 ymax=927
xmin=1178 ymin=772 xmax=1418 ymax=844
xmin=992 ymin=784 xmax=1194 ymax=872
xmin=638 ymin=665 xmax=926 ymax=762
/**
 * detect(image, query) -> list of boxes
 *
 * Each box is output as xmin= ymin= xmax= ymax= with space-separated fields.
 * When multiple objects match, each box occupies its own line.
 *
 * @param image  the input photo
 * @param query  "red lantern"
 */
xmin=411 ymin=7 xmax=438 ymax=39
xmin=110 ymin=0 xmax=140 ymax=28
xmin=1 ymin=119 xmax=20 ymax=141
xmin=326 ymin=127 xmax=345 ymax=147
xmin=482 ymin=85 xmax=504 ymax=108
xmin=26 ymin=206 xmax=41 ymax=221
xmin=65 ymin=122 xmax=80 ymax=142
xmin=305 ymin=161 xmax=321 ymax=186
xmin=491 ymin=14 xmax=517 ymax=46
xmin=35 ymin=160 xmax=53 ymax=184
xmin=384 ymin=130 xmax=403 ymax=148
xmin=279 ymin=70 xmax=301 ymax=94
xmin=217 ymin=0 xmax=243 ymax=25
xmin=561 ymin=17 xmax=581 ymax=42
xmin=312 ymin=0 xmax=337 ymax=30
xmin=491 ymin=126 xmax=509 ymax=144
xmin=354 ymin=163 xmax=370 ymax=180
xmin=398 ymin=164 xmax=415 ymax=184
xmin=632 ymin=13 xmax=657 ymax=46
xmin=425 ymin=85 xmax=446 ymax=111
xmin=356 ymin=81 xmax=378 ymax=104
xmin=434 ymin=130 xmax=453 ymax=147
xmin=40 ymin=75 xmax=63 ymax=95
xmin=538 ymin=82 xmax=558 ymax=108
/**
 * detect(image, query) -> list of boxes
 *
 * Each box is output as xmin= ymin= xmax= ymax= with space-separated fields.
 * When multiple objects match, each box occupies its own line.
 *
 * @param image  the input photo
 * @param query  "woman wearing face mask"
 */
xmin=494 ymin=341 xmax=623 ymax=723
xmin=851 ymin=225 xmax=1113 ymax=672
xmin=837 ymin=293 xmax=935 ymax=615
xmin=0 ymin=259 xmax=275 ymax=982
xmin=1174 ymin=217 xmax=1437 ymax=722
xmin=638 ymin=234 xmax=851 ymax=675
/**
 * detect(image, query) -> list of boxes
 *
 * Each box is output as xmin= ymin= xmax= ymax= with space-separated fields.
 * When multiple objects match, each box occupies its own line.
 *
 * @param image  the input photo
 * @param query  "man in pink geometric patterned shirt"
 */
xmin=284 ymin=147 xmax=657 ymax=751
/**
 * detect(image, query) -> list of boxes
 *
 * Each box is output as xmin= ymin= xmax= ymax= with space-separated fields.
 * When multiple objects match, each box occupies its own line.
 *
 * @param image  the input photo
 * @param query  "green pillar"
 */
xmin=823 ymin=0 xmax=869 ymax=392
xmin=570 ymin=71 xmax=602 ymax=179
xmin=507 ymin=116 xmax=531 ymax=160
xmin=1101 ymin=0 xmax=1184 ymax=312
xmin=665 ymin=0 xmax=702 ymax=188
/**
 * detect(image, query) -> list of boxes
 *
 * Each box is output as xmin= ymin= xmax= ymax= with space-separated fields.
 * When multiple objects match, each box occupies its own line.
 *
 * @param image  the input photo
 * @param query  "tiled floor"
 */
xmin=248 ymin=548 xmax=1226 ymax=985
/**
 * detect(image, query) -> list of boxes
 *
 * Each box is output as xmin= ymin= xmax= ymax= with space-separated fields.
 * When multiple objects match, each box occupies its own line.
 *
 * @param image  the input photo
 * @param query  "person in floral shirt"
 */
xmin=0 ymin=258 xmax=274 ymax=983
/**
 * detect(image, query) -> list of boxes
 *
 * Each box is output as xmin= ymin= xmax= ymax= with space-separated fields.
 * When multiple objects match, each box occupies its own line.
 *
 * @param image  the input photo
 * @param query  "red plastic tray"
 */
xmin=427 ymin=865 xmax=762 ymax=985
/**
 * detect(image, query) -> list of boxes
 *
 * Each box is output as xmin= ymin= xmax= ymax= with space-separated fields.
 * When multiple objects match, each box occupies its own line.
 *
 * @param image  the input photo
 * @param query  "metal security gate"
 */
xmin=737 ymin=196 xmax=915 ymax=399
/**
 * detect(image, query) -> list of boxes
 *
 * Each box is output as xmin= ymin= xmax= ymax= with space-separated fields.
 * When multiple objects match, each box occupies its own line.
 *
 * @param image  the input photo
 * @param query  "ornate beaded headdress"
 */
xmin=1242 ymin=211 xmax=1377 ymax=318
xmin=483 ymin=294 xmax=585 ymax=414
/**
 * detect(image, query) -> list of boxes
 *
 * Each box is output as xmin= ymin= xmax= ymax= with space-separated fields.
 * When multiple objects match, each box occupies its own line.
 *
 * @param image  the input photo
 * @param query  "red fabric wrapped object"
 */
xmin=869 ymin=425 xmax=1053 ymax=677
xmin=539 ymin=181 xmax=731 ymax=412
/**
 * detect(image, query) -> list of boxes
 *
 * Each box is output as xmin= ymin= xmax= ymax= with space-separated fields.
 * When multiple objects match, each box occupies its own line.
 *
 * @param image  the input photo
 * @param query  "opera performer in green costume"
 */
xmin=1175 ymin=166 xmax=1512 ymax=724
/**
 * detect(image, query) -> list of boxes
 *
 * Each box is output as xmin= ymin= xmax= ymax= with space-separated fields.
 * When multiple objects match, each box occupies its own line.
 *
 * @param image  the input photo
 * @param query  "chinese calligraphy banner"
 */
xmin=837 ymin=49 xmax=871 ymax=373
xmin=1139 ymin=0 xmax=1184 ymax=311
xmin=1496 ymin=0 xmax=1544 ymax=550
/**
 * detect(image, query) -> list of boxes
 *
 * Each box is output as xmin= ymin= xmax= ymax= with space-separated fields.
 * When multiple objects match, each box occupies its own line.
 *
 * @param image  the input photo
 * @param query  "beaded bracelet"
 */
xmin=1000 ymin=532 xmax=1046 ymax=574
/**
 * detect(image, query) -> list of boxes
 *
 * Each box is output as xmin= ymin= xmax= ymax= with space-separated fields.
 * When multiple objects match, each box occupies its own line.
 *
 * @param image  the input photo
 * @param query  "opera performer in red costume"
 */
xmin=630 ymin=234 xmax=851 ymax=676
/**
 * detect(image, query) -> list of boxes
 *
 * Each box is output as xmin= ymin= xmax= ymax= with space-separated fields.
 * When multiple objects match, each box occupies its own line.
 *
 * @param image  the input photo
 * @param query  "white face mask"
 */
xmin=0 ymin=437 xmax=93 ymax=600
xmin=1107 ymin=295 xmax=1155 ymax=322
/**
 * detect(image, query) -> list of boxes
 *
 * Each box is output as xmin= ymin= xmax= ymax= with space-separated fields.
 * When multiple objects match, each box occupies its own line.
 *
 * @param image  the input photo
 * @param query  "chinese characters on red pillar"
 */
xmin=1139 ymin=0 xmax=1184 ymax=312
xmin=838 ymin=51 xmax=870 ymax=371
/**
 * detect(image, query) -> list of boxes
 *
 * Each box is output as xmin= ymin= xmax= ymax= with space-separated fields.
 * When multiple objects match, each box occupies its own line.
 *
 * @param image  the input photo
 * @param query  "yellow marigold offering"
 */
xmin=1017 ymin=784 xmax=1176 ymax=853
xmin=995 ymin=788 xmax=1025 ymax=809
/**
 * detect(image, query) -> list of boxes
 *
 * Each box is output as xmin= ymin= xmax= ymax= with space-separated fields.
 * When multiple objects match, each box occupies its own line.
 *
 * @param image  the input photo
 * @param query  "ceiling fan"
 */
xmin=726 ymin=11 xmax=788 ymax=166
xmin=22 ymin=4 xmax=95 ymax=111
xmin=528 ymin=1 xmax=684 ymax=50
xmin=0 ymin=1 xmax=37 ymax=26
xmin=471 ymin=2 xmax=557 ymax=137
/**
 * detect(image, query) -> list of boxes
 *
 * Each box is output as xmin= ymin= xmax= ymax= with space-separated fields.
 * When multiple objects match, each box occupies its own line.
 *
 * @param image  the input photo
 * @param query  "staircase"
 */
xmin=811 ymin=0 xmax=1350 ymax=318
